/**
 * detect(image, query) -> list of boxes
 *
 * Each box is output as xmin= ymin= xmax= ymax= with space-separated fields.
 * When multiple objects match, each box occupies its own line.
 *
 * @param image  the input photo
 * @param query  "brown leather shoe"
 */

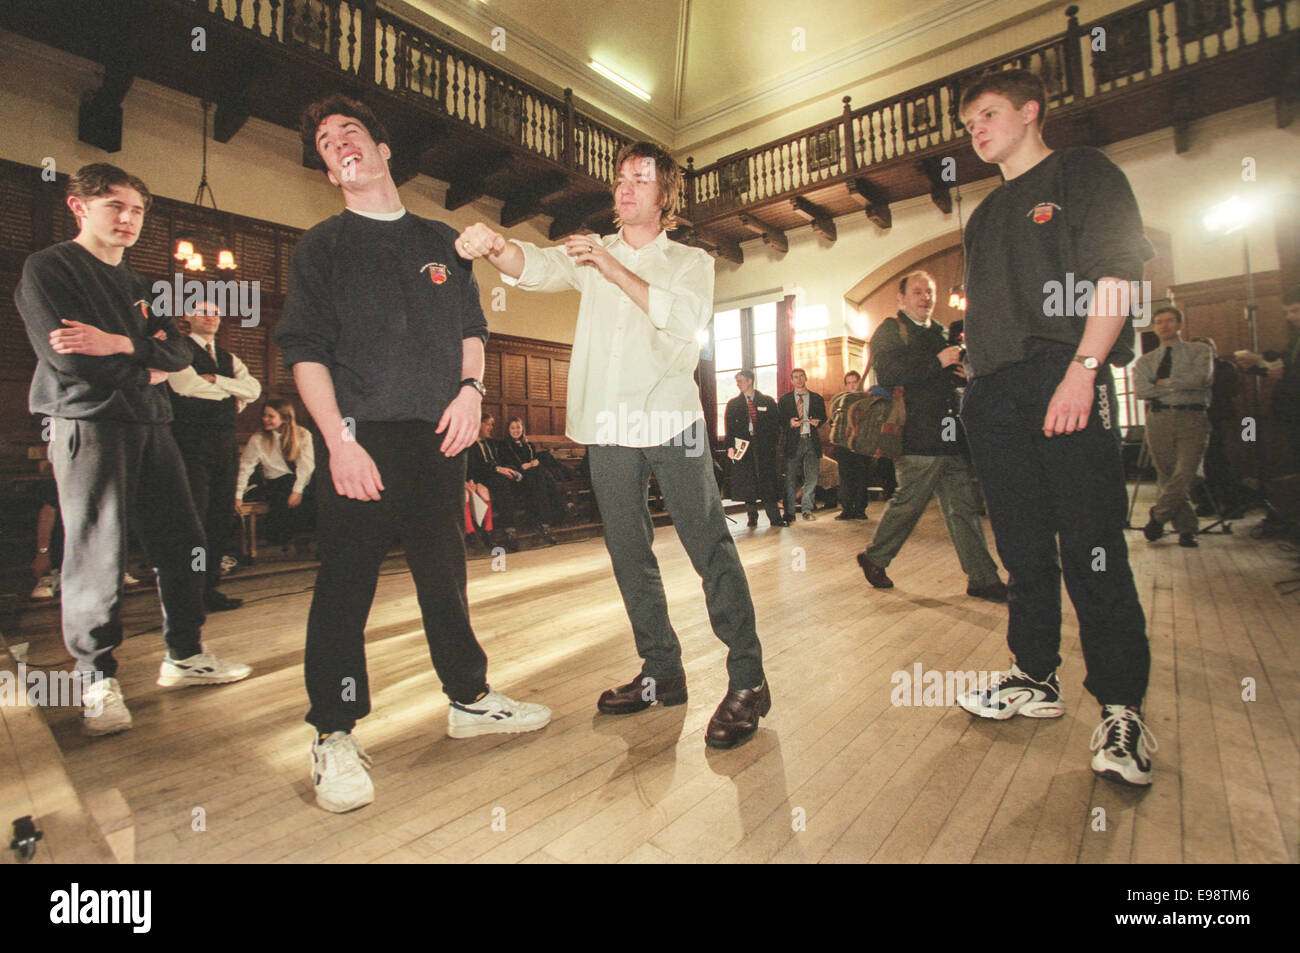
xmin=705 ymin=680 xmax=771 ymax=749
xmin=966 ymin=579 xmax=1008 ymax=602
xmin=597 ymin=673 xmax=687 ymax=715
xmin=856 ymin=552 xmax=894 ymax=589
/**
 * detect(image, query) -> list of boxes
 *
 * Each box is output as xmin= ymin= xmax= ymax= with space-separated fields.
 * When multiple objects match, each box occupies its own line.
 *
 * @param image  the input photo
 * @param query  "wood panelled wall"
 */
xmin=482 ymin=335 xmax=571 ymax=438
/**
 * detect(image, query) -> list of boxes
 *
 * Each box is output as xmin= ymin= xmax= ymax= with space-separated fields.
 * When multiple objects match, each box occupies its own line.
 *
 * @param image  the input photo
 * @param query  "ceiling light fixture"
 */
xmin=589 ymin=60 xmax=651 ymax=102
xmin=173 ymin=101 xmax=237 ymax=272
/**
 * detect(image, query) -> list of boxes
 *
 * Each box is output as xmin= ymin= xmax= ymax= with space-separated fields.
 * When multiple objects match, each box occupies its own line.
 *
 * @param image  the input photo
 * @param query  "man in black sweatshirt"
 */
xmin=16 ymin=163 xmax=252 ymax=738
xmin=277 ymin=95 xmax=550 ymax=814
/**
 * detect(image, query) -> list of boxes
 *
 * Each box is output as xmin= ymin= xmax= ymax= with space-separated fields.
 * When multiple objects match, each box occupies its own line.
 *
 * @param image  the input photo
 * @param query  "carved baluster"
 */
xmin=1233 ymin=0 xmax=1246 ymax=48
xmin=473 ymin=67 xmax=483 ymax=127
xmin=346 ymin=5 xmax=356 ymax=72
xmin=780 ymin=143 xmax=789 ymax=192
xmin=379 ymin=21 xmax=389 ymax=87
xmin=451 ymin=58 xmax=462 ymax=117
xmin=232 ymin=0 xmax=242 ymax=23
xmin=529 ymin=92 xmax=538 ymax=148
xmin=1253 ymin=0 xmax=1267 ymax=36
xmin=316 ymin=0 xmax=326 ymax=52
xmin=283 ymin=0 xmax=295 ymax=43
xmin=1154 ymin=4 xmax=1168 ymax=73
xmin=251 ymin=1 xmax=260 ymax=32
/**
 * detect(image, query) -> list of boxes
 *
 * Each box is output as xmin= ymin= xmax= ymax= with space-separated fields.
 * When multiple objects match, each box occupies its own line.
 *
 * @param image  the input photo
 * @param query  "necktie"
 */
xmin=1156 ymin=345 xmax=1173 ymax=380
xmin=746 ymin=396 xmax=756 ymax=434
xmin=208 ymin=342 xmax=217 ymax=365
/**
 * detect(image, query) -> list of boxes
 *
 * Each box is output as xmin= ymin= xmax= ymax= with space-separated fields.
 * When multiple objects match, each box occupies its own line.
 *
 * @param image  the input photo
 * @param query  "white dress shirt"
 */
xmin=236 ymin=429 xmax=315 ymax=498
xmin=167 ymin=333 xmax=263 ymax=414
xmin=501 ymin=229 xmax=714 ymax=447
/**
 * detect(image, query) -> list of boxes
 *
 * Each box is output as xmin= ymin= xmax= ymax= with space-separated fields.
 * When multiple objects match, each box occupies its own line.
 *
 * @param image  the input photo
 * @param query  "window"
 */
xmin=1112 ymin=362 xmax=1145 ymax=435
xmin=712 ymin=302 xmax=779 ymax=438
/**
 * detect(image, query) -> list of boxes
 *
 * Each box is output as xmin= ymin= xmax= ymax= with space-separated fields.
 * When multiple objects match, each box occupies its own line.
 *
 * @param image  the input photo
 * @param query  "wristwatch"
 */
xmin=459 ymin=377 xmax=486 ymax=397
xmin=1072 ymin=355 xmax=1100 ymax=371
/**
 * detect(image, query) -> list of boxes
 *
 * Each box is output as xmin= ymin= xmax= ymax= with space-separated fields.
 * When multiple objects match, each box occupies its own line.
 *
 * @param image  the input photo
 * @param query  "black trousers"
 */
xmin=517 ymin=470 xmax=563 ymax=525
xmin=49 ymin=418 xmax=206 ymax=676
xmin=834 ymin=446 xmax=869 ymax=515
xmin=962 ymin=349 xmax=1149 ymax=707
xmin=173 ymin=425 xmax=238 ymax=588
xmin=305 ymin=421 xmax=489 ymax=732
xmin=244 ymin=471 xmax=312 ymax=544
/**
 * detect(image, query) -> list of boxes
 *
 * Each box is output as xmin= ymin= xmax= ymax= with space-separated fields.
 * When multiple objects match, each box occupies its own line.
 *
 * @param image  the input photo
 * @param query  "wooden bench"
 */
xmin=236 ymin=501 xmax=270 ymax=560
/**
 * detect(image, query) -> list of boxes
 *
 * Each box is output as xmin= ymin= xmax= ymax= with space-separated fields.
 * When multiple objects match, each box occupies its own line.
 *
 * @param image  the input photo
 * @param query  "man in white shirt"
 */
xmin=1134 ymin=306 xmax=1213 ymax=547
xmin=168 ymin=300 xmax=262 ymax=610
xmin=457 ymin=141 xmax=770 ymax=749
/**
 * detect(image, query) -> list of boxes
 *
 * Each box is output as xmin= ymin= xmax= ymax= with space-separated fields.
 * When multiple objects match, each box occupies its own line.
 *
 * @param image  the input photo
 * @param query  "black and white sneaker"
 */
xmin=447 ymin=689 xmax=551 ymax=739
xmin=955 ymin=662 xmax=1065 ymax=720
xmin=1090 ymin=704 xmax=1157 ymax=786
xmin=157 ymin=651 xmax=252 ymax=687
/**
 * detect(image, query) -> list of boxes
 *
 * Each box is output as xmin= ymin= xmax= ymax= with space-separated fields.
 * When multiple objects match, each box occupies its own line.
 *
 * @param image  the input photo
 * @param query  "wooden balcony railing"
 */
xmin=687 ymin=0 xmax=1298 ymax=221
xmin=179 ymin=0 xmax=633 ymax=185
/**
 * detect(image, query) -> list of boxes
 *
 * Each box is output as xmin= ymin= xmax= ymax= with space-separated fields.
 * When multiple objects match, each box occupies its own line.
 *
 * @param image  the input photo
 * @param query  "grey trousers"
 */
xmin=1146 ymin=409 xmax=1211 ymax=534
xmin=865 ymin=453 xmax=1001 ymax=586
xmin=587 ymin=420 xmax=764 ymax=690
xmin=49 ymin=418 xmax=206 ymax=676
xmin=785 ymin=435 xmax=821 ymax=516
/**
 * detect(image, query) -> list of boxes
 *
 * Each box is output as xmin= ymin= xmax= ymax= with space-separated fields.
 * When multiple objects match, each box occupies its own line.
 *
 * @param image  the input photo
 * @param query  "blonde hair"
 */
xmin=267 ymin=398 xmax=306 ymax=464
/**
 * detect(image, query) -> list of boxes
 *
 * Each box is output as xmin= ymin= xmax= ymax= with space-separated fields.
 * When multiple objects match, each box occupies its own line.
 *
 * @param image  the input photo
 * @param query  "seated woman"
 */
xmin=499 ymin=417 xmax=567 ymax=543
xmin=236 ymin=398 xmax=316 ymax=549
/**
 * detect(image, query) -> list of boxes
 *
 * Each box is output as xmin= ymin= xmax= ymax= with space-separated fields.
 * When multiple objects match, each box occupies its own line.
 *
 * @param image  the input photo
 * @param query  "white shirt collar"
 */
xmin=346 ymin=207 xmax=407 ymax=221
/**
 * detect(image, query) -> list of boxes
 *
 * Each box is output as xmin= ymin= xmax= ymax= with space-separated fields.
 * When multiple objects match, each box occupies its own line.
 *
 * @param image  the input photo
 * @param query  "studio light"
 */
xmin=1201 ymin=195 xmax=1258 ymax=235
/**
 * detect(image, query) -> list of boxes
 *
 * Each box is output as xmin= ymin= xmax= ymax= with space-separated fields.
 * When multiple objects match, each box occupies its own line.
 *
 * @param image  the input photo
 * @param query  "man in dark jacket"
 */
xmin=168 ymin=300 xmax=262 ymax=610
xmin=855 ymin=270 xmax=1006 ymax=600
xmin=724 ymin=370 xmax=783 ymax=527
xmin=777 ymin=368 xmax=827 ymax=521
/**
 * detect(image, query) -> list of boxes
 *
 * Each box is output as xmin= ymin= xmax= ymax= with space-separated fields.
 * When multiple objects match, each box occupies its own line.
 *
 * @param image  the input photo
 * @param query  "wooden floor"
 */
xmin=13 ymin=487 xmax=1300 ymax=864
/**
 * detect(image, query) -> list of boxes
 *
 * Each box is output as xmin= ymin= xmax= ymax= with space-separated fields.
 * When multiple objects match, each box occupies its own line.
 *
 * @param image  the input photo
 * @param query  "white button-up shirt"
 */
xmin=166 ymin=333 xmax=263 ymax=413
xmin=502 ymin=229 xmax=714 ymax=447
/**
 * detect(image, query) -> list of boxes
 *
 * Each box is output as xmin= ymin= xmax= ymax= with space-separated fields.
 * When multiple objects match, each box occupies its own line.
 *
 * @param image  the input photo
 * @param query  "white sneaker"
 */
xmin=157 ymin=651 xmax=252 ymax=687
xmin=81 ymin=677 xmax=133 ymax=736
xmin=447 ymin=688 xmax=552 ymax=739
xmin=955 ymin=662 xmax=1065 ymax=720
xmin=29 ymin=570 xmax=59 ymax=600
xmin=122 ymin=570 xmax=142 ymax=587
xmin=220 ymin=555 xmax=238 ymax=574
xmin=312 ymin=732 xmax=375 ymax=813
xmin=1090 ymin=704 xmax=1158 ymax=787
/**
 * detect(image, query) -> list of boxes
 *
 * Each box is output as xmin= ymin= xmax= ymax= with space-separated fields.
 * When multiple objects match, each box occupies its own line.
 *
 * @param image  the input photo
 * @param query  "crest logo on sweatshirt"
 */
xmin=1029 ymin=202 xmax=1061 ymax=224
xmin=133 ymin=299 xmax=150 ymax=320
xmin=420 ymin=262 xmax=449 ymax=285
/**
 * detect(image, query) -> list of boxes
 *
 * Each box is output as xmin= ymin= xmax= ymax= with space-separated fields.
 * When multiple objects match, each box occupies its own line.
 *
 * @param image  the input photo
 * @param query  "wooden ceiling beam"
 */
xmin=791 ymin=195 xmax=836 ymax=242
xmin=737 ymin=213 xmax=788 ymax=253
